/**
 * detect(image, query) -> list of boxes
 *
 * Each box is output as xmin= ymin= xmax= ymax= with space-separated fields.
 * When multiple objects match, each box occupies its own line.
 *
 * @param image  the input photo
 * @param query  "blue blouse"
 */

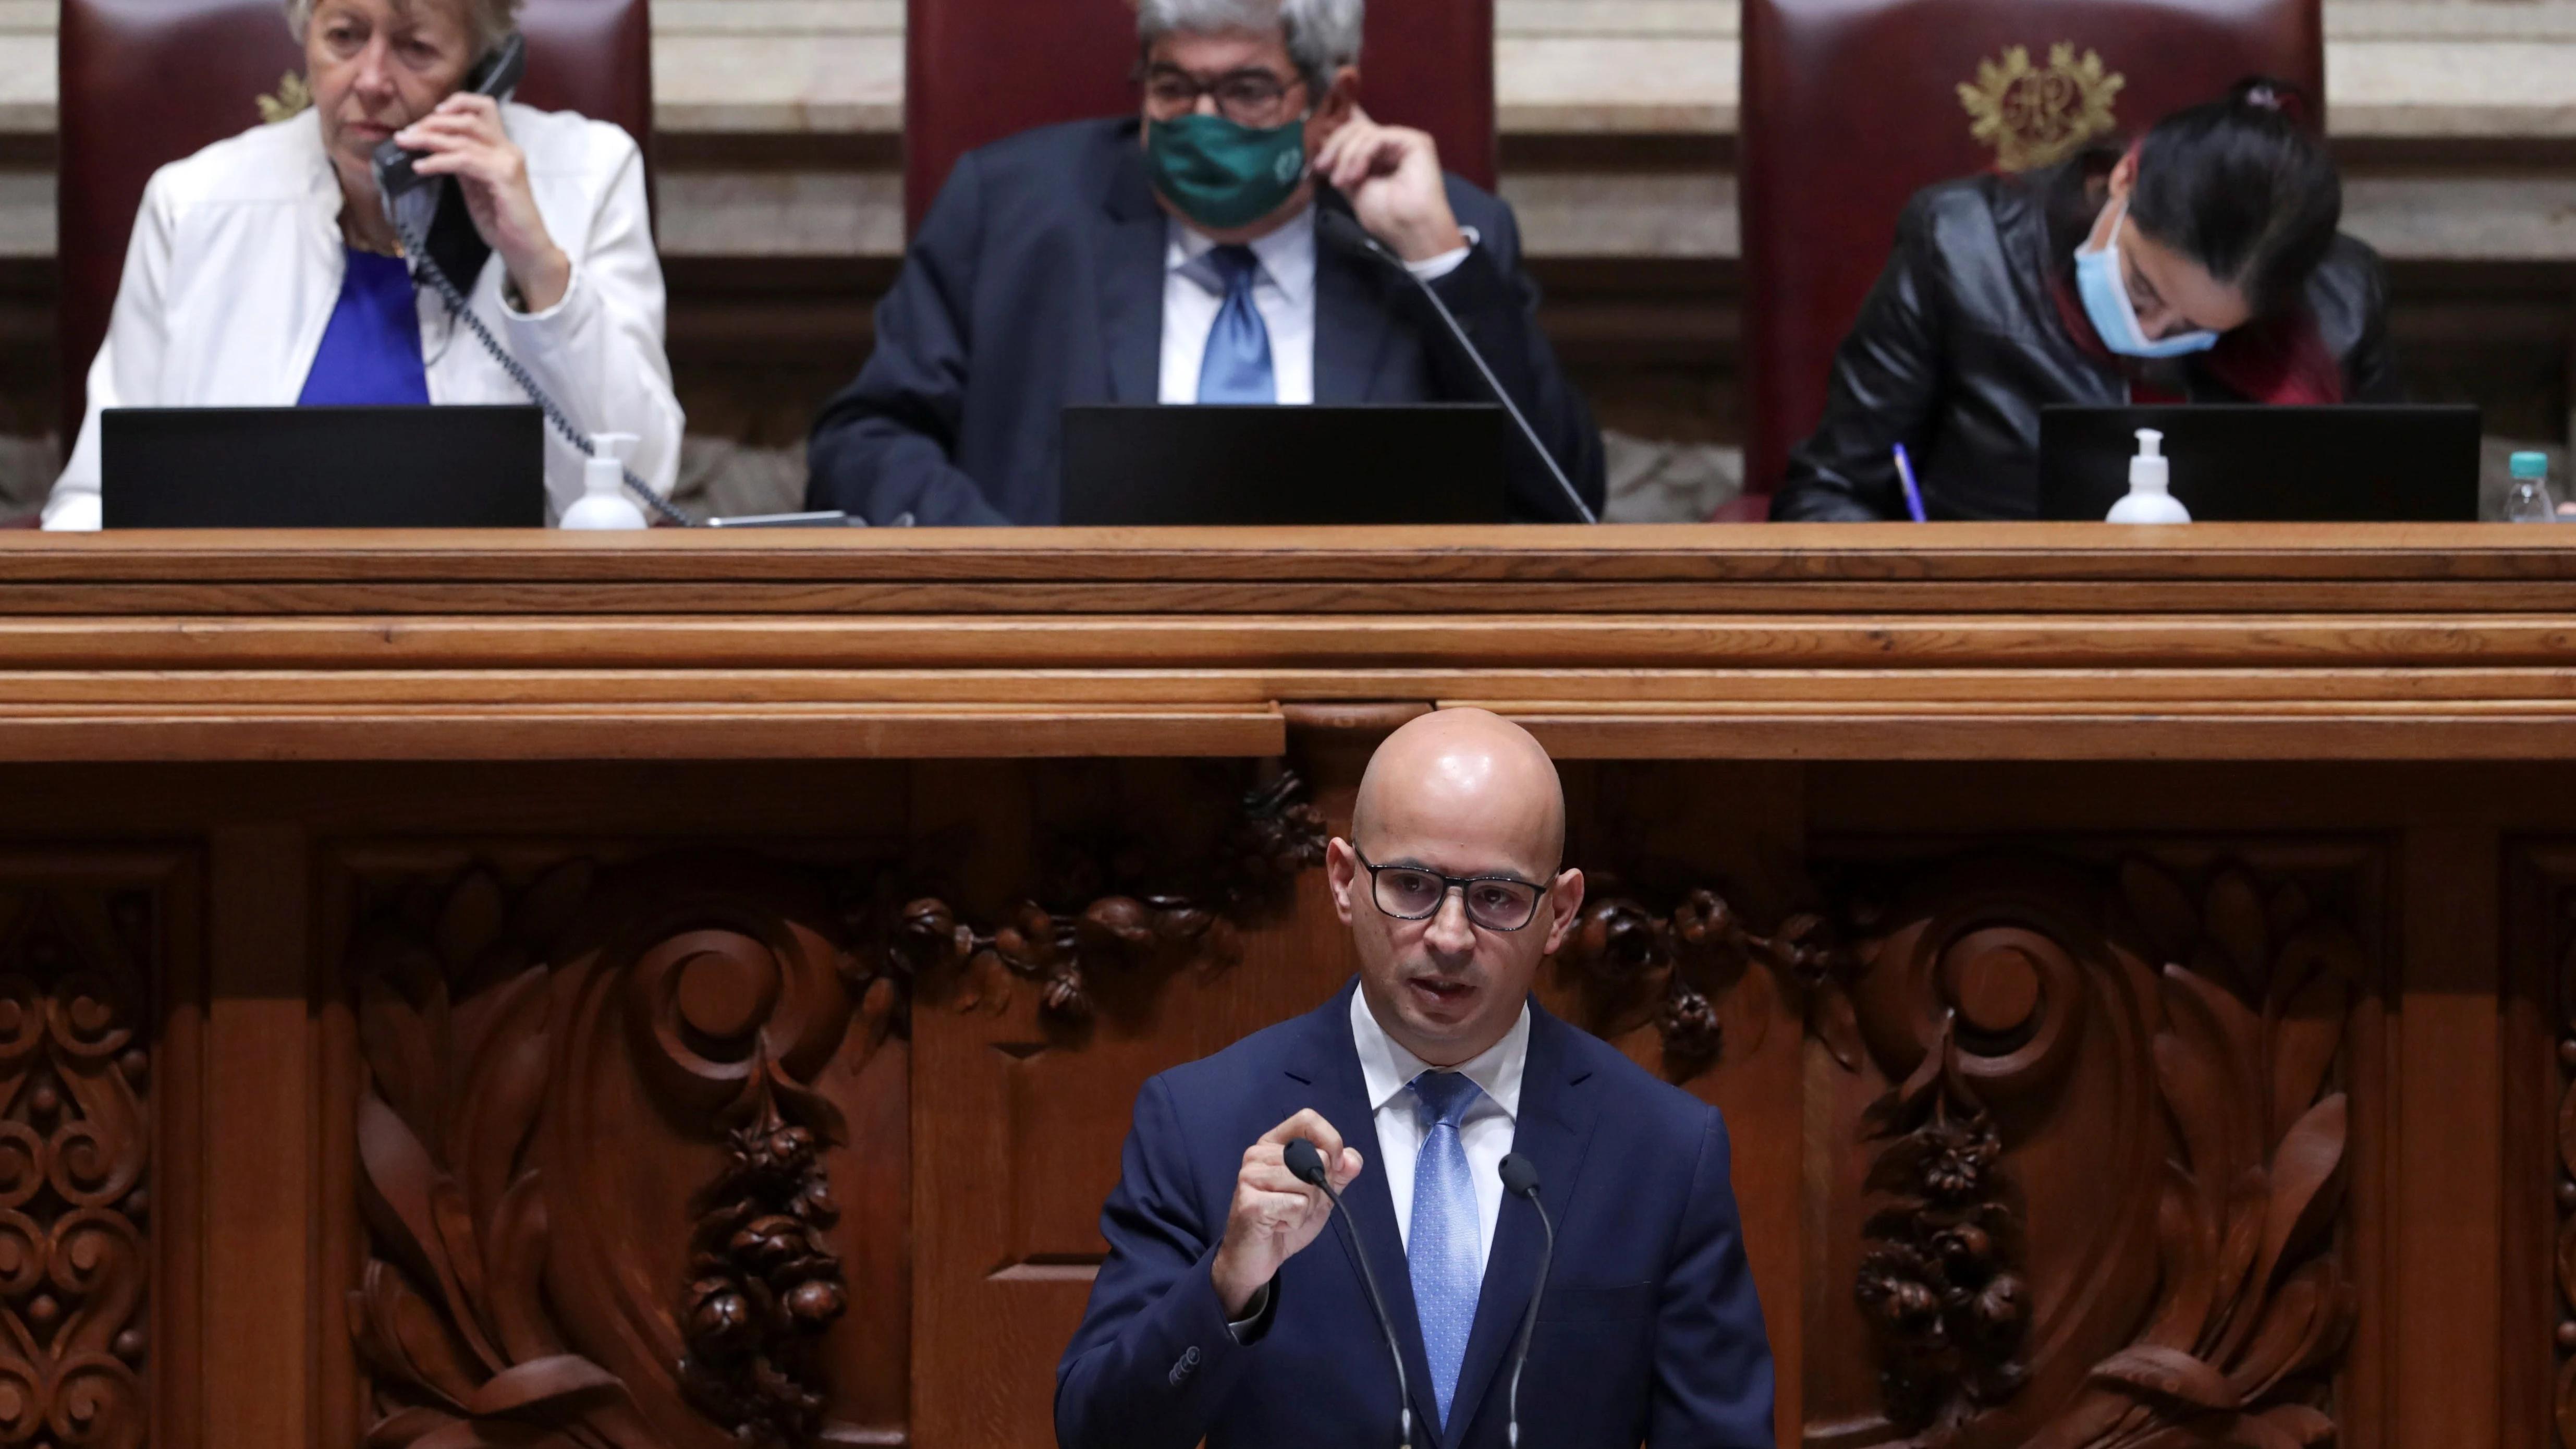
xmin=297 ymin=247 xmax=432 ymax=406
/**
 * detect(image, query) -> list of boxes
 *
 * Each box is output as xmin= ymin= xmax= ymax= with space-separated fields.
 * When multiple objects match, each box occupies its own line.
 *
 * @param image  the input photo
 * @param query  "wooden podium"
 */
xmin=0 ymin=523 xmax=2566 ymax=1449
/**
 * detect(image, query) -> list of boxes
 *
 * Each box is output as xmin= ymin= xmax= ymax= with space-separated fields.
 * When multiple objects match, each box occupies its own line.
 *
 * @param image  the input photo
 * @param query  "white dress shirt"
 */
xmin=1158 ymin=205 xmax=1474 ymax=406
xmin=1350 ymin=985 xmax=1528 ymax=1267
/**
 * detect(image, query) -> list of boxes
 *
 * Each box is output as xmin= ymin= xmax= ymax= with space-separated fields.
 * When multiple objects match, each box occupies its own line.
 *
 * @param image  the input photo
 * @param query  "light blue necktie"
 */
xmin=1408 ymin=1069 xmax=1485 ymax=1429
xmin=1194 ymin=243 xmax=1276 ymax=404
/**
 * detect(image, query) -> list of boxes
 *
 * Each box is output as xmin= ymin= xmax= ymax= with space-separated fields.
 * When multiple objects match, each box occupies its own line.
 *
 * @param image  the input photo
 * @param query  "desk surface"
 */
xmin=4 ymin=522 xmax=2574 ymax=761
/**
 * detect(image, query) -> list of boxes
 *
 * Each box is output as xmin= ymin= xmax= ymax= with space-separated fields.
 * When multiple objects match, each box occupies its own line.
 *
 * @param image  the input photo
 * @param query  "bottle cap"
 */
xmin=2511 ymin=451 xmax=2550 ymax=480
xmin=2129 ymin=428 xmax=2169 ymax=492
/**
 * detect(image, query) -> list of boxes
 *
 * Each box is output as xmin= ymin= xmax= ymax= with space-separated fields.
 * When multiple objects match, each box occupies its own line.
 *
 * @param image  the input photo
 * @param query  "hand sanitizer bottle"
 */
xmin=559 ymin=433 xmax=648 ymax=530
xmin=2105 ymin=428 xmax=2190 ymax=524
xmin=2505 ymin=451 xmax=2557 ymax=522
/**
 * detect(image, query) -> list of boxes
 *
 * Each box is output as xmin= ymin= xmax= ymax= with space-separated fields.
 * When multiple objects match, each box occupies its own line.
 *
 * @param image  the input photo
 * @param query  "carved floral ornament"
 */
xmin=1560 ymin=851 xmax=2360 ymax=1449
xmin=1960 ymin=43 xmax=2126 ymax=173
xmin=0 ymin=890 xmax=152 ymax=1449
xmin=347 ymin=768 xmax=1328 ymax=1449
xmin=860 ymin=770 xmax=1326 ymax=1028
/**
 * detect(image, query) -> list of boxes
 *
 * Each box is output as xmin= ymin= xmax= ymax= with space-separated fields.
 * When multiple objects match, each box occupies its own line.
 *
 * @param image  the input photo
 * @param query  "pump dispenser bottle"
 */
xmin=2105 ymin=428 xmax=2190 ymax=523
xmin=560 ymin=433 xmax=648 ymax=530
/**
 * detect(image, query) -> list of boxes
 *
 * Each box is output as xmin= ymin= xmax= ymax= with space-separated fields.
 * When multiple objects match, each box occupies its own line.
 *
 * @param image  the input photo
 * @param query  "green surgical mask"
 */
xmin=1145 ymin=113 xmax=1309 ymax=232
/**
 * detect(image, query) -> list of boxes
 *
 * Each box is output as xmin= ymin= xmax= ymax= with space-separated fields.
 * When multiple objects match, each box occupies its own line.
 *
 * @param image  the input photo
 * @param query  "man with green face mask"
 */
xmin=805 ymin=0 xmax=1606 ymax=527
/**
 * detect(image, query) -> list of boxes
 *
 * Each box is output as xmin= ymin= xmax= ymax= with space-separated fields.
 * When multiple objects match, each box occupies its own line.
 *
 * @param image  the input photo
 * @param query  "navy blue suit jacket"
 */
xmin=1055 ymin=980 xmax=1775 ymax=1449
xmin=805 ymin=118 xmax=1607 ymax=526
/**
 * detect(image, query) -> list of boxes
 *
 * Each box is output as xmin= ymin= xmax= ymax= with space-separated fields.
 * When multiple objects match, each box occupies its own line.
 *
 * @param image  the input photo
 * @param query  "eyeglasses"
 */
xmin=1351 ymin=847 xmax=1559 ymax=932
xmin=1138 ymin=64 xmax=1307 ymax=126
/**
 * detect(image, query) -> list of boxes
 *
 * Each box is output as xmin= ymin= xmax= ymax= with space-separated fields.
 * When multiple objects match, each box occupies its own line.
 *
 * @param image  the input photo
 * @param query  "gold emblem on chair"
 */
xmin=1958 ymin=43 xmax=2125 ymax=172
xmin=255 ymin=71 xmax=313 ymax=125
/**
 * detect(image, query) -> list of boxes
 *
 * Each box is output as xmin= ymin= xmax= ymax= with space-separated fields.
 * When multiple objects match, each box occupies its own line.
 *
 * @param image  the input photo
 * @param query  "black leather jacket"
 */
xmin=1772 ymin=162 xmax=2402 ymax=521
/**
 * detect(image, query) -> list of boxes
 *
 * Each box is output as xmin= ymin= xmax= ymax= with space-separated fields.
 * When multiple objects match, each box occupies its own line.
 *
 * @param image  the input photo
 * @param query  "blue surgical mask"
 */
xmin=2073 ymin=202 xmax=2220 ymax=358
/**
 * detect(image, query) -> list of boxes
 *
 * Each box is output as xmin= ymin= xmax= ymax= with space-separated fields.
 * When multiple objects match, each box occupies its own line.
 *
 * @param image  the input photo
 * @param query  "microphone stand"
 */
xmin=1315 ymin=205 xmax=1600 ymax=526
xmin=1499 ymin=1152 xmax=1558 ymax=1449
xmin=1285 ymin=1137 xmax=1415 ymax=1449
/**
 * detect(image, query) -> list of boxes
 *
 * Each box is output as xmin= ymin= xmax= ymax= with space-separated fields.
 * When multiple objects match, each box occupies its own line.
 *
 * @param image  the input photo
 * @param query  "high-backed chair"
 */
xmin=57 ymin=0 xmax=654 ymax=444
xmin=905 ymin=0 xmax=1494 ymax=233
xmin=1738 ymin=0 xmax=2324 ymax=512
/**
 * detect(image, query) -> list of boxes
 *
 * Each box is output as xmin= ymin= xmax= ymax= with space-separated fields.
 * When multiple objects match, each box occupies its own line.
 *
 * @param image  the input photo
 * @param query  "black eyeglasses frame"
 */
xmin=1132 ymin=62 xmax=1312 ymax=126
xmin=1348 ymin=846 xmax=1564 ymax=933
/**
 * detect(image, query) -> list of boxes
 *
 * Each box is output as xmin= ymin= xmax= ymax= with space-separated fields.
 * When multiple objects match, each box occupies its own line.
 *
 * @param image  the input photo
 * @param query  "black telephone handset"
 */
xmin=371 ymin=31 xmax=526 ymax=200
xmin=355 ymin=31 xmax=694 ymax=526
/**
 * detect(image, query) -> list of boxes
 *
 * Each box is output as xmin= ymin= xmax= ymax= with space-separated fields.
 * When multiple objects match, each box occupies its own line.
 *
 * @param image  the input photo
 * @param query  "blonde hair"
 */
xmin=284 ymin=0 xmax=524 ymax=62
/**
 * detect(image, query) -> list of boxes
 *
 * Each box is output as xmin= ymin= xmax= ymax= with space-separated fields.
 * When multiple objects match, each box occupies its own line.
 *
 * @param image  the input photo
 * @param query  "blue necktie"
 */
xmin=1408 ymin=1070 xmax=1485 ymax=1428
xmin=1195 ymin=243 xmax=1276 ymax=404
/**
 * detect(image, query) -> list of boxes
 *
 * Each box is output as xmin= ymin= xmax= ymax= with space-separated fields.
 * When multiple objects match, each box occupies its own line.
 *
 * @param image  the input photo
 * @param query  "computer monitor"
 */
xmin=1059 ymin=404 xmax=1506 ymax=526
xmin=2037 ymin=405 xmax=2482 ymax=522
xmin=102 ymin=406 xmax=546 ymax=528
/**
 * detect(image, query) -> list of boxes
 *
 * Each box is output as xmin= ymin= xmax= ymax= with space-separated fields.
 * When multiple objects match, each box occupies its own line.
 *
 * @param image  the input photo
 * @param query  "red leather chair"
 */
xmin=57 ymin=0 xmax=654 ymax=443
xmin=905 ymin=0 xmax=1494 ymax=232
xmin=1737 ymin=0 xmax=2323 ymax=513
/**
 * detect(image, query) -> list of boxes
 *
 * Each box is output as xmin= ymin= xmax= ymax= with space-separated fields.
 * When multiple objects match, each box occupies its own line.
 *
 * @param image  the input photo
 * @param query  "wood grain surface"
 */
xmin=4 ymin=525 xmax=2576 ymax=759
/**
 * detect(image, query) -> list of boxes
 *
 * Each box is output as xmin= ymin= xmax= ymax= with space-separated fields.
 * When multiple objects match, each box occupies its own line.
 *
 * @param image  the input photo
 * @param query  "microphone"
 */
xmin=1498 ymin=1152 xmax=1557 ymax=1449
xmin=1314 ymin=204 xmax=1601 ymax=525
xmin=1285 ymin=1136 xmax=1414 ymax=1449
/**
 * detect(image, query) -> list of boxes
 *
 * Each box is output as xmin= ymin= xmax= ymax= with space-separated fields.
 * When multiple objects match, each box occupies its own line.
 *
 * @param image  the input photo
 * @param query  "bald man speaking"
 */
xmin=1056 ymin=710 xmax=1774 ymax=1449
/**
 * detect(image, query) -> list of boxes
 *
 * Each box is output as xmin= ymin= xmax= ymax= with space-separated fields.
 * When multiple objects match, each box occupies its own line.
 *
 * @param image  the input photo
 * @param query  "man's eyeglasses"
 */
xmin=1351 ymin=847 xmax=1559 ymax=932
xmin=1138 ymin=64 xmax=1306 ymax=126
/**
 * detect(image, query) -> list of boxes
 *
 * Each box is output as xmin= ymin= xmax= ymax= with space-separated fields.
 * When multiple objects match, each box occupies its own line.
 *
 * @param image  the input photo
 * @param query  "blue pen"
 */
xmin=1891 ymin=443 xmax=1929 ymax=522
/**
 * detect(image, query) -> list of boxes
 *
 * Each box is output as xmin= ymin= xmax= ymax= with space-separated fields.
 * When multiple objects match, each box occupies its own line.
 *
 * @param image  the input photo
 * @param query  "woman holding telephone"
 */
xmin=41 ymin=0 xmax=682 ymax=529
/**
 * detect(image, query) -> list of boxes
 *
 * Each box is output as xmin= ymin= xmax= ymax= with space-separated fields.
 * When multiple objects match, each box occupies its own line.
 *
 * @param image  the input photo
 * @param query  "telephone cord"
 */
xmin=395 ymin=215 xmax=695 ymax=527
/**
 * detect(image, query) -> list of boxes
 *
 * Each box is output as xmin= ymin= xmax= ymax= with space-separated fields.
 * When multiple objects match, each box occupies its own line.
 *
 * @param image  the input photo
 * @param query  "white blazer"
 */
xmin=44 ymin=103 xmax=683 ymax=529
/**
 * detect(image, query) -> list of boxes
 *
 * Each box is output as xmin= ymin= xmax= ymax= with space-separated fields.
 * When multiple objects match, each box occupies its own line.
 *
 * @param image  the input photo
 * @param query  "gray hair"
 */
xmin=1136 ymin=0 xmax=1363 ymax=92
xmin=285 ymin=0 xmax=524 ymax=62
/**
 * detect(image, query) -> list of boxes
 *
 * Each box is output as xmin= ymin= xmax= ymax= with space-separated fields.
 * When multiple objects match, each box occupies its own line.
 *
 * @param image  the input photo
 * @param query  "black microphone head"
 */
xmin=1284 ymin=1136 xmax=1329 ymax=1187
xmin=1498 ymin=1152 xmax=1542 ymax=1198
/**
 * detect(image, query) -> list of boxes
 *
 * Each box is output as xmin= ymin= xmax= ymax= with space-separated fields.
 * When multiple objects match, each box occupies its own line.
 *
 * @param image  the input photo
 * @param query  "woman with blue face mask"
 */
xmin=1772 ymin=77 xmax=2400 ymax=522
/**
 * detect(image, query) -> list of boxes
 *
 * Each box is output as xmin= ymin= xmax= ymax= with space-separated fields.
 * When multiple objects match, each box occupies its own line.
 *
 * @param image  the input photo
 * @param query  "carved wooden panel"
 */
xmin=1808 ymin=847 xmax=2377 ymax=1449
xmin=340 ymin=850 xmax=910 ymax=1449
xmin=1555 ymin=844 xmax=2379 ymax=1449
xmin=906 ymin=759 xmax=1336 ymax=1447
xmin=235 ymin=749 xmax=2500 ymax=1449
xmin=0 ymin=856 xmax=194 ymax=1449
xmin=0 ymin=888 xmax=154 ymax=1449
xmin=340 ymin=764 xmax=1326 ymax=1449
xmin=2512 ymin=842 xmax=2576 ymax=1449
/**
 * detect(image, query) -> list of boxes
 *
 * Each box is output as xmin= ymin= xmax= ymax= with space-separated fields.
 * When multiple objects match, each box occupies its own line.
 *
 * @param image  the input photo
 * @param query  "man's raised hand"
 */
xmin=1313 ymin=105 xmax=1468 ymax=264
xmin=1210 ymin=1109 xmax=1364 ymax=1316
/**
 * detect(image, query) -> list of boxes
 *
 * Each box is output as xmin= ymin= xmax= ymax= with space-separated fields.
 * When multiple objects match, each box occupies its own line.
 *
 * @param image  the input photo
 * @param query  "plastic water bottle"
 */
xmin=2505 ymin=451 xmax=2557 ymax=522
xmin=2105 ymin=428 xmax=2191 ymax=523
xmin=560 ymin=433 xmax=648 ymax=530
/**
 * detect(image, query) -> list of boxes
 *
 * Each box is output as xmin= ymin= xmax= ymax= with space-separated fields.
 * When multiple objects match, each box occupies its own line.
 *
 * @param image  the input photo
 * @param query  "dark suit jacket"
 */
xmin=1055 ymin=979 xmax=1775 ymax=1449
xmin=805 ymin=118 xmax=1606 ymax=526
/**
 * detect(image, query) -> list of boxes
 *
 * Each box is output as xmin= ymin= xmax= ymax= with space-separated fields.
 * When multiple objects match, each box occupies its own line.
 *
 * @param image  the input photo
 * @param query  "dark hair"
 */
xmin=2127 ymin=77 xmax=2340 ymax=317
